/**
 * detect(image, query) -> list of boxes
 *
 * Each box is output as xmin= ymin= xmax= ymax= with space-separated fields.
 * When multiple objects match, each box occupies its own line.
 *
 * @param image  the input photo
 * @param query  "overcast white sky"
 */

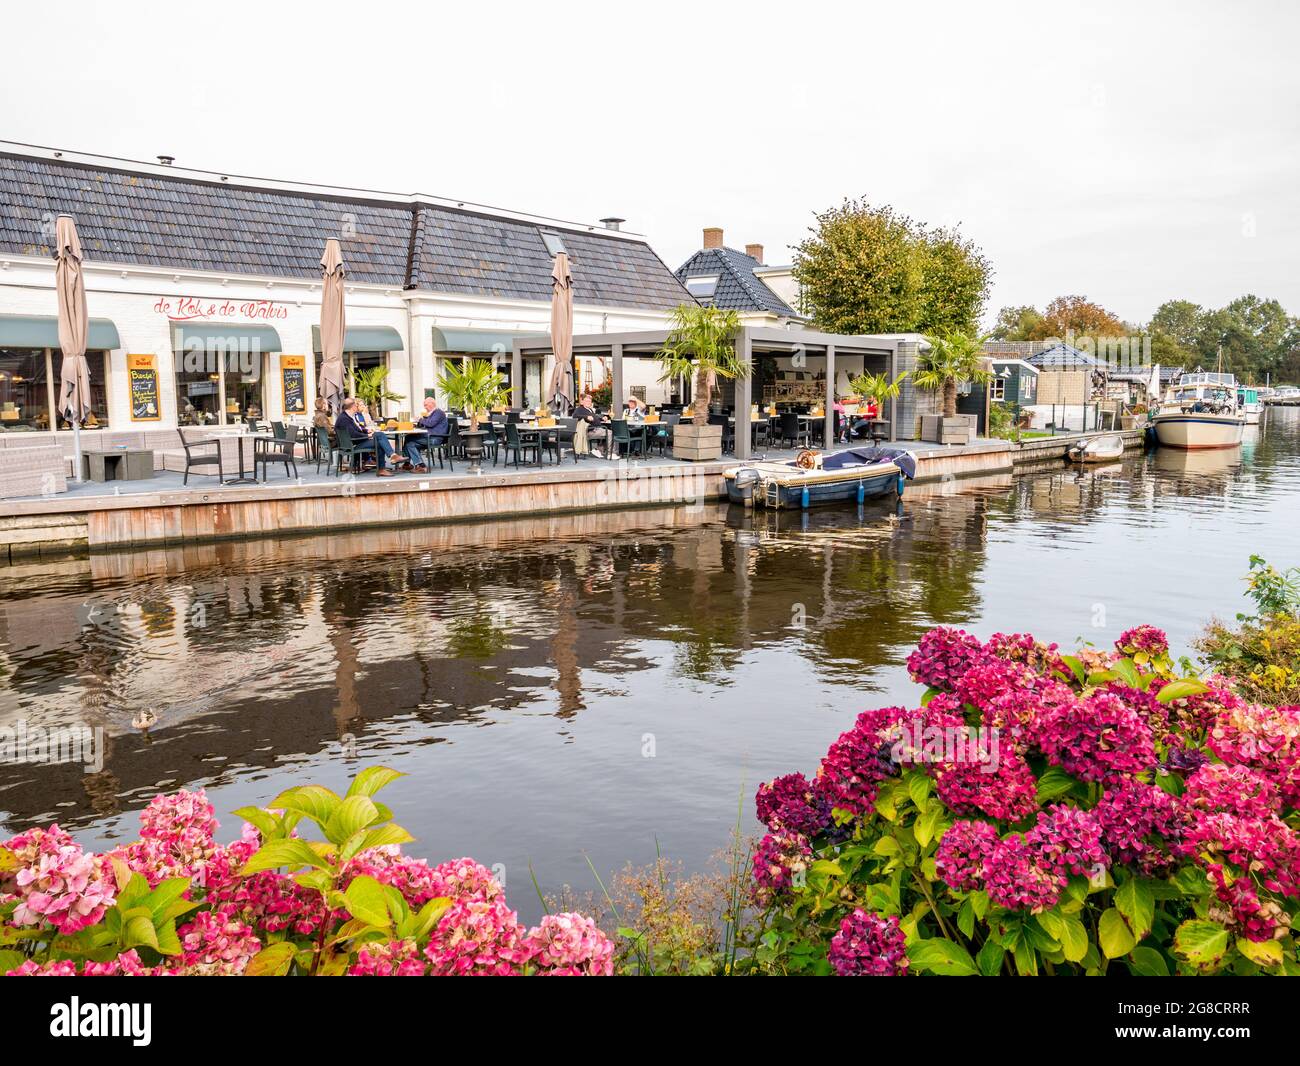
xmin=5 ymin=0 xmax=1297 ymax=326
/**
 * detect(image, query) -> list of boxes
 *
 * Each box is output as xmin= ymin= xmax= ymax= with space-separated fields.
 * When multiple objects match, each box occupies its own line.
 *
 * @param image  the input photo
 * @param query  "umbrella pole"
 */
xmin=72 ymin=419 xmax=83 ymax=483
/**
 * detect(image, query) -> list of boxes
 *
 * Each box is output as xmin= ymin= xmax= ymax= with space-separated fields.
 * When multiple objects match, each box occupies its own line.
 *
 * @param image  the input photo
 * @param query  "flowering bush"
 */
xmin=747 ymin=626 xmax=1300 ymax=976
xmin=1 ymin=767 xmax=612 ymax=977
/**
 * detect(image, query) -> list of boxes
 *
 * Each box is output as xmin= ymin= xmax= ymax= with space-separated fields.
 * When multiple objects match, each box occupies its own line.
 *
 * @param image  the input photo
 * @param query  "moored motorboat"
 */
xmin=1237 ymin=385 xmax=1262 ymax=424
xmin=1152 ymin=372 xmax=1245 ymax=450
xmin=724 ymin=446 xmax=916 ymax=509
xmin=1067 ymin=434 xmax=1125 ymax=463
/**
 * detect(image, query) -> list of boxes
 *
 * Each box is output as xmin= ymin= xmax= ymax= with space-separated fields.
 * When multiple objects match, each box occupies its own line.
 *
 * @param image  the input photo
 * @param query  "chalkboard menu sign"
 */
xmin=281 ymin=355 xmax=307 ymax=415
xmin=127 ymin=354 xmax=161 ymax=421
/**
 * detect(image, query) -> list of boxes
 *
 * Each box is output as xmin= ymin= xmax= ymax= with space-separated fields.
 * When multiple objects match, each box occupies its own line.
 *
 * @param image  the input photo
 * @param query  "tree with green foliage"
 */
xmin=793 ymin=200 xmax=991 ymax=335
xmin=914 ymin=330 xmax=992 ymax=418
xmin=655 ymin=304 xmax=747 ymax=422
xmin=990 ymin=304 xmax=1044 ymax=341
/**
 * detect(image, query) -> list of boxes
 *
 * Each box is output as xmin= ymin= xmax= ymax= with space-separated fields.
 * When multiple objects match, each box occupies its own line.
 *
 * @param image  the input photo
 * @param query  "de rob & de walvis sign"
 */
xmin=154 ymin=296 xmax=290 ymax=322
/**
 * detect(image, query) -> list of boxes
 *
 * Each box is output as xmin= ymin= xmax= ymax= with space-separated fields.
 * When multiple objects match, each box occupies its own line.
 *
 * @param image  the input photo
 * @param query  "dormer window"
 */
xmin=685 ymin=275 xmax=719 ymax=299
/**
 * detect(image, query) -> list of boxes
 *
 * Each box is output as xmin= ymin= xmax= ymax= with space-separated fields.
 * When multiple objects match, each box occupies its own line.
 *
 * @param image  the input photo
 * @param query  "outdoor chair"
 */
xmin=610 ymin=419 xmax=644 ymax=459
xmin=645 ymin=420 xmax=670 ymax=457
xmin=779 ymin=412 xmax=810 ymax=450
xmin=314 ymin=426 xmax=340 ymax=475
xmin=333 ymin=423 xmax=371 ymax=475
xmin=255 ymin=434 xmax=298 ymax=482
xmin=177 ymin=429 xmax=225 ymax=485
xmin=708 ymin=413 xmax=735 ymax=454
xmin=502 ymin=422 xmax=539 ymax=467
xmin=421 ymin=432 xmax=454 ymax=471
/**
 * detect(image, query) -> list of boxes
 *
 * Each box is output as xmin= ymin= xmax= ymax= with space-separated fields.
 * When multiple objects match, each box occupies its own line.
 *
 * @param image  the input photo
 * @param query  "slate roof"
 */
xmin=0 ymin=149 xmax=692 ymax=311
xmin=675 ymin=246 xmax=800 ymax=317
xmin=1028 ymin=343 xmax=1108 ymax=368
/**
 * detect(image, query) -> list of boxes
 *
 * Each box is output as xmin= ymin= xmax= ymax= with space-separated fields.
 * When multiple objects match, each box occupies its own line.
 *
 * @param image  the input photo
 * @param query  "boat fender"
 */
xmin=801 ymin=486 xmax=810 ymax=509
xmin=857 ymin=480 xmax=865 ymax=504
xmin=896 ymin=473 xmax=905 ymax=496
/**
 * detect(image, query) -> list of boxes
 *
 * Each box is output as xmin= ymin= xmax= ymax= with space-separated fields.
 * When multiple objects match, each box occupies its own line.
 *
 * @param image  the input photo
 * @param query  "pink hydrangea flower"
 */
xmin=755 ymin=772 xmax=834 ymax=837
xmin=423 ymin=895 xmax=531 ymax=976
xmin=170 ymin=908 xmax=261 ymax=976
xmin=1116 ymin=625 xmax=1169 ymax=660
xmin=984 ymin=836 xmax=1066 ymax=913
xmin=9 ymin=835 xmax=116 ymax=935
xmin=525 ymin=913 xmax=615 ymax=976
xmin=349 ymin=938 xmax=429 ymax=976
xmin=817 ymin=706 xmax=912 ymax=815
xmin=935 ymin=820 xmax=1000 ymax=893
xmin=1025 ymin=805 xmax=1107 ymax=878
xmin=1182 ymin=763 xmax=1280 ymax=819
xmin=751 ymin=830 xmax=813 ymax=906
xmin=1038 ymin=690 xmax=1156 ymax=782
xmin=905 ymin=627 xmax=990 ymax=691
xmin=932 ymin=744 xmax=1038 ymax=823
xmin=1094 ymin=780 xmax=1182 ymax=876
xmin=827 ymin=910 xmax=909 ymax=976
xmin=1209 ymin=702 xmax=1300 ymax=809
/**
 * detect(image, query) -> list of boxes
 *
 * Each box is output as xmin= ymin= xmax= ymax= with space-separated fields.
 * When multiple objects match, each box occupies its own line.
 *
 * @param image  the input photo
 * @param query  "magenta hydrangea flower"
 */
xmin=1182 ymin=763 xmax=1280 ymax=819
xmin=985 ymin=631 xmax=1066 ymax=676
xmin=1025 ymin=805 xmax=1107 ymax=878
xmin=953 ymin=658 xmax=1037 ymax=713
xmin=525 ymin=913 xmax=615 ymax=976
xmin=935 ymin=820 xmax=1000 ymax=892
xmin=827 ymin=910 xmax=909 ymax=976
xmin=349 ymin=938 xmax=429 ymax=976
xmin=933 ymin=745 xmax=1038 ymax=823
xmin=1116 ymin=625 xmax=1169 ymax=660
xmin=817 ymin=706 xmax=912 ymax=815
xmin=1205 ymin=866 xmax=1292 ymax=943
xmin=1209 ymin=702 xmax=1300 ymax=809
xmin=751 ymin=829 xmax=813 ymax=906
xmin=906 ymin=627 xmax=990 ymax=691
xmin=112 ymin=788 xmax=220 ymax=888
xmin=984 ymin=835 xmax=1066 ymax=913
xmin=423 ymin=895 xmax=531 ymax=976
xmin=755 ymin=772 xmax=834 ymax=837
xmin=1038 ymin=690 xmax=1156 ymax=782
xmin=1094 ymin=780 xmax=1183 ymax=876
xmin=1176 ymin=811 xmax=1300 ymax=899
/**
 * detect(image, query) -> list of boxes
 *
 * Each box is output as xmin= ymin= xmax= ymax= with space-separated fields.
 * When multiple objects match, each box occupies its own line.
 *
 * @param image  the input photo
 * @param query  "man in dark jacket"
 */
xmin=416 ymin=396 xmax=449 ymax=440
xmin=334 ymin=398 xmax=399 ymax=476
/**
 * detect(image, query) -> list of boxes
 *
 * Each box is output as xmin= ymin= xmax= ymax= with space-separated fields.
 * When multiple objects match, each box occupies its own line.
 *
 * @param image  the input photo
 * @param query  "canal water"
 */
xmin=2 ymin=409 xmax=1298 ymax=922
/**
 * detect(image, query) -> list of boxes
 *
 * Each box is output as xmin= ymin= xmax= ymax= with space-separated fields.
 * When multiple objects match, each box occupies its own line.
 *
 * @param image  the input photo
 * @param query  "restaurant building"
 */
xmin=0 ymin=142 xmax=692 ymax=436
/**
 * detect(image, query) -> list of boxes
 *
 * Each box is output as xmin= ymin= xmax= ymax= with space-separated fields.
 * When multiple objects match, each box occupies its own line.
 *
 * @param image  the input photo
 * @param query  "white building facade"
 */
xmin=0 ymin=143 xmax=693 ymax=436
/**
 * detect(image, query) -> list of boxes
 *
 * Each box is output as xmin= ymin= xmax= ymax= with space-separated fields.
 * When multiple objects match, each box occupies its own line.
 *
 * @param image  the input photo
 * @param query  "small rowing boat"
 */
xmin=1067 ymin=434 xmax=1125 ymax=463
xmin=724 ymin=446 xmax=917 ymax=509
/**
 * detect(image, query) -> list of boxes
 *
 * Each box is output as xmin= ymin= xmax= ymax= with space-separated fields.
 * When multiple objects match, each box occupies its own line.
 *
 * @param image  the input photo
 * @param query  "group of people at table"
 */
xmin=309 ymin=392 xmax=883 ymax=477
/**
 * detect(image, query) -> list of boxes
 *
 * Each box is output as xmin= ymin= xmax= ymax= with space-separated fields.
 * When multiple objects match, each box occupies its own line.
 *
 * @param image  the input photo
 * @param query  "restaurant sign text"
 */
xmin=154 ymin=296 xmax=289 ymax=322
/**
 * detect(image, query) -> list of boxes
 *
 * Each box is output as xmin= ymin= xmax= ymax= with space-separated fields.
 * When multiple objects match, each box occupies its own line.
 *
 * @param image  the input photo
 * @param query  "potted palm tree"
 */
xmin=654 ymin=304 xmax=747 ymax=461
xmin=349 ymin=366 xmax=402 ymax=419
xmin=849 ymin=370 xmax=908 ymax=441
xmin=438 ymin=359 xmax=510 ymax=472
xmin=914 ymin=331 xmax=992 ymax=443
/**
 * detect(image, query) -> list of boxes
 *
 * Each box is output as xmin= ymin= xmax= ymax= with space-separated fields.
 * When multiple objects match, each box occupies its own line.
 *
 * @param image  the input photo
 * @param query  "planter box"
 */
xmin=672 ymin=422 xmax=723 ymax=462
xmin=920 ymin=414 xmax=974 ymax=445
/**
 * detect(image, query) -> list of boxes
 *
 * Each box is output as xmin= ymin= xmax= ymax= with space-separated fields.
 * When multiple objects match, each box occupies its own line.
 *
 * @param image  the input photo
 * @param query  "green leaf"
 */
xmin=154 ymin=920 xmax=182 ymax=957
xmin=323 ymin=795 xmax=381 ymax=846
xmin=1034 ymin=766 xmax=1080 ymax=803
xmin=1156 ymin=679 xmax=1210 ymax=704
xmin=355 ymin=823 xmax=415 ymax=853
xmin=1098 ymin=908 xmax=1136 ymax=959
xmin=0 ymin=948 xmax=27 ymax=973
xmin=267 ymin=784 xmax=342 ymax=827
xmin=1110 ymin=658 xmax=1142 ymax=688
xmin=231 ymin=806 xmax=281 ymax=840
xmin=1058 ymin=654 xmax=1087 ymax=685
xmin=1236 ymin=938 xmax=1283 ymax=968
xmin=906 ymin=772 xmax=932 ymax=809
xmin=414 ymin=897 xmax=452 ymax=939
xmin=343 ymin=874 xmax=393 ymax=930
xmin=240 ymin=838 xmax=331 ymax=875
xmin=345 ymin=766 xmax=406 ymax=799
xmin=914 ymin=807 xmax=941 ymax=848
xmin=1115 ymin=877 xmax=1155 ymax=941
xmin=957 ymin=898 xmax=976 ymax=938
xmin=1173 ymin=919 xmax=1230 ymax=967
xmin=907 ymin=938 xmax=978 ymax=976
xmin=1129 ymin=946 xmax=1170 ymax=976
xmin=123 ymin=915 xmax=160 ymax=952
xmin=145 ymin=877 xmax=192 ymax=922
xmin=1059 ymin=917 xmax=1089 ymax=963
xmin=1013 ymin=937 xmax=1038 ymax=975
xmin=809 ymin=859 xmax=843 ymax=878
xmin=977 ymin=938 xmax=1005 ymax=976
xmin=245 ymin=941 xmax=297 ymax=976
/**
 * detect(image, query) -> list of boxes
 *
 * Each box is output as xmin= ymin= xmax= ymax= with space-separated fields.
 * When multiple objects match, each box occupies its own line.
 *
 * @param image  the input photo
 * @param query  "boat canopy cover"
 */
xmin=822 ymin=447 xmax=917 ymax=479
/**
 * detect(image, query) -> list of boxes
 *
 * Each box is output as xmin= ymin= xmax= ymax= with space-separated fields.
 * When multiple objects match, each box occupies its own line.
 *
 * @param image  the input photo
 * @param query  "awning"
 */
xmin=0 ymin=314 xmax=121 ymax=350
xmin=172 ymin=324 xmax=282 ymax=353
xmin=432 ymin=327 xmax=546 ymax=354
xmin=311 ymin=325 xmax=405 ymax=353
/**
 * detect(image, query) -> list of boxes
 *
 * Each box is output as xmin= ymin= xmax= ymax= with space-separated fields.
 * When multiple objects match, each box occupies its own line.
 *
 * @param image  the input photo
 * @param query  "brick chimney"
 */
xmin=745 ymin=243 xmax=764 ymax=264
xmin=702 ymin=226 xmax=724 ymax=249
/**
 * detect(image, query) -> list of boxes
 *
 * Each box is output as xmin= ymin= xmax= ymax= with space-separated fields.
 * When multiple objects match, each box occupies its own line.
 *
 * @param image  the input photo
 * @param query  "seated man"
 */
xmin=334 ymin=398 xmax=402 ymax=477
xmin=415 ymin=396 xmax=448 ymax=441
xmin=573 ymin=393 xmax=608 ymax=457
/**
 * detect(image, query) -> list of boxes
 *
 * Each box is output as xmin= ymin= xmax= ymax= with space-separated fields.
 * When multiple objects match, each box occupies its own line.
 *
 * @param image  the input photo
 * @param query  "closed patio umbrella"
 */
xmin=547 ymin=252 xmax=574 ymax=413
xmin=319 ymin=239 xmax=347 ymax=413
xmin=54 ymin=215 xmax=92 ymax=482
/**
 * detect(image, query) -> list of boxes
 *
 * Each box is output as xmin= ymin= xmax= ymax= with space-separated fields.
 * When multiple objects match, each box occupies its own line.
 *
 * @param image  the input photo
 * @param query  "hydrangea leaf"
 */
xmin=1098 ymin=908 xmax=1136 ymax=959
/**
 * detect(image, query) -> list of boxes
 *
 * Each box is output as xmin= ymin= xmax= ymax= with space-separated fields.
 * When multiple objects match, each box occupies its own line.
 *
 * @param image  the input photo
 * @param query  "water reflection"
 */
xmin=1 ymin=410 xmax=1298 ymax=921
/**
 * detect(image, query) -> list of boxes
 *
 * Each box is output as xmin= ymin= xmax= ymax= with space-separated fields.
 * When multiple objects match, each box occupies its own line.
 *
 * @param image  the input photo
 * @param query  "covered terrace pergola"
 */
xmin=513 ymin=326 xmax=911 ymax=460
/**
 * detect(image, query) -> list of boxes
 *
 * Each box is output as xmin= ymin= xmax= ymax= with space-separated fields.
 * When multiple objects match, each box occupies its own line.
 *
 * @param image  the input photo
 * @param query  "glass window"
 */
xmin=54 ymin=351 xmax=110 ymax=429
xmin=990 ymin=377 xmax=1006 ymax=401
xmin=0 ymin=349 xmax=51 ymax=430
xmin=685 ymin=275 xmax=719 ymax=299
xmin=540 ymin=231 xmax=567 ymax=256
xmin=224 ymin=350 xmax=265 ymax=423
